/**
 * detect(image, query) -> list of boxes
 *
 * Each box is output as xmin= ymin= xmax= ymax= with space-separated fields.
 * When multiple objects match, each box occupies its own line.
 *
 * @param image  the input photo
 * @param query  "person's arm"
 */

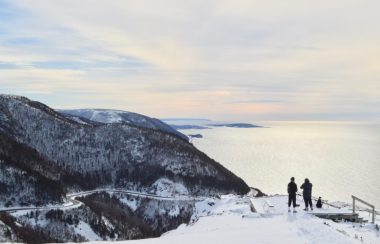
xmin=300 ymin=183 xmax=304 ymax=189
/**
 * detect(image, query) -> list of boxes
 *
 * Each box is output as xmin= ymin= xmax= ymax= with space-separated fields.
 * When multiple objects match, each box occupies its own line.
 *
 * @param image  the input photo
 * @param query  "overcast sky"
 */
xmin=0 ymin=0 xmax=379 ymax=121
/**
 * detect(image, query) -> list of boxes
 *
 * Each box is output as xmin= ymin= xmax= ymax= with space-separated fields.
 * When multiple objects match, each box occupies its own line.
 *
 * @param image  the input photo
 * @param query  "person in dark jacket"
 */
xmin=300 ymin=178 xmax=313 ymax=210
xmin=316 ymin=197 xmax=323 ymax=208
xmin=287 ymin=177 xmax=298 ymax=212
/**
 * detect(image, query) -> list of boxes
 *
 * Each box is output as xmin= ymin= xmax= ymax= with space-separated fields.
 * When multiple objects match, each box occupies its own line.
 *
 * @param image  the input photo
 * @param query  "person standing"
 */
xmin=287 ymin=177 xmax=298 ymax=212
xmin=301 ymin=178 xmax=313 ymax=211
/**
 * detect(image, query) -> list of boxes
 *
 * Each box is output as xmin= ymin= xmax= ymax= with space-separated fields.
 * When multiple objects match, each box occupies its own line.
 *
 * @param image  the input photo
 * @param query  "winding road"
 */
xmin=0 ymin=189 xmax=207 ymax=213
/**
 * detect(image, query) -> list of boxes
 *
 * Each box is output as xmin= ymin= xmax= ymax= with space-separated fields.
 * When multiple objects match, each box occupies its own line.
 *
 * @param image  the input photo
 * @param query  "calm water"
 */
xmin=182 ymin=122 xmax=380 ymax=207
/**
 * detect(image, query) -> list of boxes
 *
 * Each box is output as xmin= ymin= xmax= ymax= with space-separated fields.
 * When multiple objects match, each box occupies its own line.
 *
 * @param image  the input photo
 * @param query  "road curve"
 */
xmin=0 ymin=189 xmax=207 ymax=213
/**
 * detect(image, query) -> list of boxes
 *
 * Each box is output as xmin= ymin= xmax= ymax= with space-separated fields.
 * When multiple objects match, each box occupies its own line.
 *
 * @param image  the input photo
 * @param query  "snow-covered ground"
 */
xmin=148 ymin=178 xmax=189 ymax=197
xmin=3 ymin=192 xmax=379 ymax=243
xmin=88 ymin=194 xmax=379 ymax=244
xmin=75 ymin=221 xmax=102 ymax=241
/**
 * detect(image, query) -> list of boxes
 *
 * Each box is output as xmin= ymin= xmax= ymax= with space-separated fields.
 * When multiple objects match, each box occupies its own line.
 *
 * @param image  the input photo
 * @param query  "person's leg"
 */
xmin=288 ymin=195 xmax=293 ymax=212
xmin=309 ymin=198 xmax=313 ymax=209
xmin=303 ymin=196 xmax=308 ymax=209
xmin=292 ymin=194 xmax=297 ymax=212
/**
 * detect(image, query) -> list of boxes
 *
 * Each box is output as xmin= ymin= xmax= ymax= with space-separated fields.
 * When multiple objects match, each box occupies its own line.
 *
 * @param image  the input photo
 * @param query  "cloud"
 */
xmin=0 ymin=0 xmax=379 ymax=120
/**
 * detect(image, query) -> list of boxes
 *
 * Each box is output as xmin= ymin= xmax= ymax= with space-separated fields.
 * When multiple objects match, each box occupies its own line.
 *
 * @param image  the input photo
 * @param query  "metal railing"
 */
xmin=352 ymin=195 xmax=376 ymax=224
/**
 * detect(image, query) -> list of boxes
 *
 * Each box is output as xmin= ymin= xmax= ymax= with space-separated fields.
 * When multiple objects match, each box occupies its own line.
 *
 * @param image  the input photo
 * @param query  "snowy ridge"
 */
xmin=58 ymin=109 xmax=188 ymax=140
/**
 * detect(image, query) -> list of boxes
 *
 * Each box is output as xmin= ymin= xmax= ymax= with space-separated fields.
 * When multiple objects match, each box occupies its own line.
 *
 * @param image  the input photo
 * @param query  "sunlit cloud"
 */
xmin=0 ymin=0 xmax=378 ymax=121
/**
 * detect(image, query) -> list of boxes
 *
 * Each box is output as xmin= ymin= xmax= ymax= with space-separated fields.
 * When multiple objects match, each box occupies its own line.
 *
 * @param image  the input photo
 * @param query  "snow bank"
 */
xmin=75 ymin=221 xmax=102 ymax=241
xmin=86 ymin=195 xmax=380 ymax=244
xmin=148 ymin=178 xmax=189 ymax=197
xmin=119 ymin=197 xmax=138 ymax=211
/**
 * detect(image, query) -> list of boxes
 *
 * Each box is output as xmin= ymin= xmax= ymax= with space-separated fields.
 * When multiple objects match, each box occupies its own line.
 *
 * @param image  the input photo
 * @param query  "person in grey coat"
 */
xmin=300 ymin=178 xmax=313 ymax=210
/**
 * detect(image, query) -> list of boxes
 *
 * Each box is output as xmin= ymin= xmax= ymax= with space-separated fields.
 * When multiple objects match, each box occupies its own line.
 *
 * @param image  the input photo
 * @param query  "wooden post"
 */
xmin=352 ymin=195 xmax=376 ymax=224
xmin=373 ymin=206 xmax=375 ymax=224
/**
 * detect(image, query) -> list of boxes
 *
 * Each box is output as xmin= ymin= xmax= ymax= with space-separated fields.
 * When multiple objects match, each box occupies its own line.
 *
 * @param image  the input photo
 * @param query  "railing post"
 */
xmin=352 ymin=195 xmax=376 ymax=224
xmin=373 ymin=206 xmax=375 ymax=224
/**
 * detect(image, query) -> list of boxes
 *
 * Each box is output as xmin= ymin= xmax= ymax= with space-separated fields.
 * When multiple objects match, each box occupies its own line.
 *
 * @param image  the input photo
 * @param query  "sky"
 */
xmin=0 ymin=0 xmax=379 ymax=121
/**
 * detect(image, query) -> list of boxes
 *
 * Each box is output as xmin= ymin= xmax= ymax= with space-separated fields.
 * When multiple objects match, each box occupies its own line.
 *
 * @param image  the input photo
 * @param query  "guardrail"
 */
xmin=352 ymin=195 xmax=376 ymax=224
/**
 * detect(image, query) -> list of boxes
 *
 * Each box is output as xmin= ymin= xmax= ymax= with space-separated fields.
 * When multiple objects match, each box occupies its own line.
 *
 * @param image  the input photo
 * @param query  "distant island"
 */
xmin=163 ymin=118 xmax=263 ymax=130
xmin=162 ymin=118 xmax=211 ymax=121
xmin=169 ymin=124 xmax=210 ymax=130
xmin=188 ymin=134 xmax=203 ymax=138
xmin=208 ymin=123 xmax=262 ymax=128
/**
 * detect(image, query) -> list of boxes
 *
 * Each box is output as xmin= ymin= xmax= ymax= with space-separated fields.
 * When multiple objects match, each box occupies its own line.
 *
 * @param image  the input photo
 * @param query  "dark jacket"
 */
xmin=287 ymin=181 xmax=298 ymax=195
xmin=316 ymin=198 xmax=322 ymax=208
xmin=301 ymin=180 xmax=313 ymax=198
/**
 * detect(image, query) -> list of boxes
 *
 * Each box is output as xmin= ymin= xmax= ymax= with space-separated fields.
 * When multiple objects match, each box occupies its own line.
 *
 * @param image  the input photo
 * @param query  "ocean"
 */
xmin=181 ymin=121 xmax=380 ymax=208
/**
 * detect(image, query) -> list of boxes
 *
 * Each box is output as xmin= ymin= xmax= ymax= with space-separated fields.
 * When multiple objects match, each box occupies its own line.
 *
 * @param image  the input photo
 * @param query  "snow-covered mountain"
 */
xmin=59 ymin=109 xmax=188 ymax=140
xmin=0 ymin=94 xmax=249 ymax=242
xmin=0 ymin=95 xmax=248 ymax=201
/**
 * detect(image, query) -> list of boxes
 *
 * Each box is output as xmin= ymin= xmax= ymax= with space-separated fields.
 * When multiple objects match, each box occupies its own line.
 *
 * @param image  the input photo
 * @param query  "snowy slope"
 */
xmin=148 ymin=178 xmax=189 ymax=197
xmin=88 ymin=195 xmax=380 ymax=244
xmin=75 ymin=221 xmax=102 ymax=241
xmin=58 ymin=109 xmax=188 ymax=140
